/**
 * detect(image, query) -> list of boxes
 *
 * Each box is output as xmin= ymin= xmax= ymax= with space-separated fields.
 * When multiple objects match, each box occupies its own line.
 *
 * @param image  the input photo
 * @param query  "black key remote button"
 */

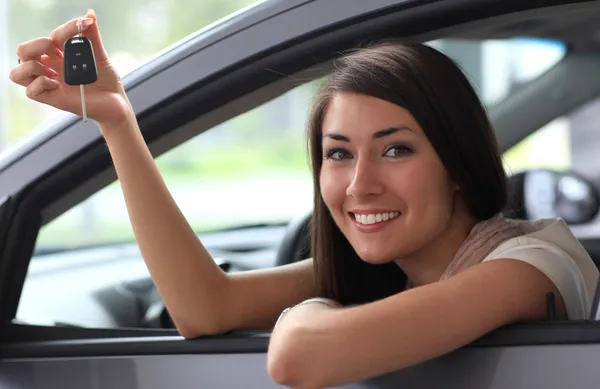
xmin=63 ymin=36 xmax=98 ymax=86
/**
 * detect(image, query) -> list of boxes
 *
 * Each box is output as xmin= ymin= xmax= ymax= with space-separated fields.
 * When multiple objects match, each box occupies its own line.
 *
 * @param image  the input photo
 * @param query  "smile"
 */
xmin=352 ymin=211 xmax=400 ymax=225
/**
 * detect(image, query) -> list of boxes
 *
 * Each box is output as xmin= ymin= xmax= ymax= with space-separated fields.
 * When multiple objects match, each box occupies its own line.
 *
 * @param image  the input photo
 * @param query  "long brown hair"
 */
xmin=308 ymin=41 xmax=508 ymax=306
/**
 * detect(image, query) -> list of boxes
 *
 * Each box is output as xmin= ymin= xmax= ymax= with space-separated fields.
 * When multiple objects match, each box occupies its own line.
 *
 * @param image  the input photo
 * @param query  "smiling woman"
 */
xmin=8 ymin=9 xmax=596 ymax=389
xmin=308 ymin=42 xmax=511 ymax=305
xmin=266 ymin=42 xmax=598 ymax=388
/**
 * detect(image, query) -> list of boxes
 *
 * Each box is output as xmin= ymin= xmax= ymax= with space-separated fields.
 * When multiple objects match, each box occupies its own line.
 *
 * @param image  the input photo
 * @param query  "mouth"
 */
xmin=349 ymin=211 xmax=401 ymax=232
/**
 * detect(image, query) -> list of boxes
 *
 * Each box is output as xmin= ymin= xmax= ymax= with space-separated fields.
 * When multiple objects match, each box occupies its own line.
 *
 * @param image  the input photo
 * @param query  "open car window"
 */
xmin=19 ymin=36 xmax=570 ymax=329
xmin=33 ymin=37 xmax=567 ymax=257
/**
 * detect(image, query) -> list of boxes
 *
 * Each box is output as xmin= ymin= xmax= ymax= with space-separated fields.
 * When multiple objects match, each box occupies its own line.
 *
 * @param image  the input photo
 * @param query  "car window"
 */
xmin=34 ymin=37 xmax=566 ymax=255
xmin=21 ymin=37 xmax=567 ymax=329
xmin=34 ymin=79 xmax=320 ymax=253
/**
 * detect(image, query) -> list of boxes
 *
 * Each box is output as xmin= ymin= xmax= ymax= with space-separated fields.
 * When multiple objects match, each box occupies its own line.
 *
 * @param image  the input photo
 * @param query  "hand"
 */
xmin=9 ymin=9 xmax=133 ymax=127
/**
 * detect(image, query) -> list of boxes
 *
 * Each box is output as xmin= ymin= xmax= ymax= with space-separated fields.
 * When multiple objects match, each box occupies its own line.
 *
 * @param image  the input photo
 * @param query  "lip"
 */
xmin=349 ymin=209 xmax=400 ymax=215
xmin=348 ymin=210 xmax=401 ymax=233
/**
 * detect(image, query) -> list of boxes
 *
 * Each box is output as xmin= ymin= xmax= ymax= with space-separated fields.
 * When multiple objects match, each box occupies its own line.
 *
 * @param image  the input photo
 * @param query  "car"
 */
xmin=3 ymin=0 xmax=600 ymax=387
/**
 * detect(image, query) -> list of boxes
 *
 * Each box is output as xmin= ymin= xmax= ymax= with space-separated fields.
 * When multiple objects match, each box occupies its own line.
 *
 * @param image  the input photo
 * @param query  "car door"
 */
xmin=2 ymin=1 xmax=600 ymax=388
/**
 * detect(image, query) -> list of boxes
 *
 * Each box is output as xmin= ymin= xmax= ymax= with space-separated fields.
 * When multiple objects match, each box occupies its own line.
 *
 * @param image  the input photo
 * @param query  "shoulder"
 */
xmin=483 ymin=218 xmax=599 ymax=320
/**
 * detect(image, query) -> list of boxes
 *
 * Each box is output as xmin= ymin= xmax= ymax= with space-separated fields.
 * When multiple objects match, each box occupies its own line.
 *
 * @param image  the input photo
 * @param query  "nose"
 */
xmin=346 ymin=156 xmax=384 ymax=198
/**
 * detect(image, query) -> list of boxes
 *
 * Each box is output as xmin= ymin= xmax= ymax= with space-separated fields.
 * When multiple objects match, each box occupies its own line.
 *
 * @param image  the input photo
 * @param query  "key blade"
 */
xmin=80 ymin=84 xmax=87 ymax=122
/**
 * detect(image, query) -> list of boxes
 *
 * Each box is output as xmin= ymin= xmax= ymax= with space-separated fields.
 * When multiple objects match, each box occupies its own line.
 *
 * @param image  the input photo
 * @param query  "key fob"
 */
xmin=63 ymin=36 xmax=98 ymax=85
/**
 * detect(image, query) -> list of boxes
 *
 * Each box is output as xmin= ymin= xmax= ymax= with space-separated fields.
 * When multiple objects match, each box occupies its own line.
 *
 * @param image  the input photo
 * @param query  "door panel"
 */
xmin=1 ymin=344 xmax=600 ymax=389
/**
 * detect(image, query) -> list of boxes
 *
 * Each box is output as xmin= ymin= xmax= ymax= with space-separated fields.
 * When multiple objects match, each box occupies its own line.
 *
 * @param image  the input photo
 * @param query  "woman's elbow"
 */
xmin=176 ymin=325 xmax=206 ymax=339
xmin=268 ymin=348 xmax=309 ymax=388
xmin=267 ymin=351 xmax=296 ymax=387
xmin=172 ymin=315 xmax=230 ymax=339
xmin=267 ymin=326 xmax=322 ymax=389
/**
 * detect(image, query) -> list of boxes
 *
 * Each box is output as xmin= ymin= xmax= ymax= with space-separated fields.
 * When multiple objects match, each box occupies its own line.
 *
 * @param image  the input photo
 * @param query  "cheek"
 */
xmin=319 ymin=167 xmax=344 ymax=210
xmin=394 ymin=157 xmax=454 ymax=205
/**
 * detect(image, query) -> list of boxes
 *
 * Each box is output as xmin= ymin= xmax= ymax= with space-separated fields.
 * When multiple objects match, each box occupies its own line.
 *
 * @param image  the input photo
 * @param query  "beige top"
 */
xmin=483 ymin=218 xmax=599 ymax=320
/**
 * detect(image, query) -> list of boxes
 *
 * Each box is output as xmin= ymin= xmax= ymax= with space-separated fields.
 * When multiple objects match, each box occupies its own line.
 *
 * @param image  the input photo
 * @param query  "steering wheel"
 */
xmin=275 ymin=210 xmax=313 ymax=266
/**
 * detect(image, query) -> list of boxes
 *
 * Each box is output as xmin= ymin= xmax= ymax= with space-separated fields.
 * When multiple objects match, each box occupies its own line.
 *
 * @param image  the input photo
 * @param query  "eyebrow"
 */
xmin=323 ymin=126 xmax=411 ymax=142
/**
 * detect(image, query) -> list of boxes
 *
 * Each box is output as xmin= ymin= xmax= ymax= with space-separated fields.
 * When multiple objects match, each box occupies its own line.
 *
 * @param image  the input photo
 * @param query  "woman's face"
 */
xmin=320 ymin=92 xmax=461 ymax=264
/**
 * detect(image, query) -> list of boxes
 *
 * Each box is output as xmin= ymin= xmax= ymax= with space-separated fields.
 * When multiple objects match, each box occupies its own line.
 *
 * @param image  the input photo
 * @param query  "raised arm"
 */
xmin=10 ymin=11 xmax=317 ymax=338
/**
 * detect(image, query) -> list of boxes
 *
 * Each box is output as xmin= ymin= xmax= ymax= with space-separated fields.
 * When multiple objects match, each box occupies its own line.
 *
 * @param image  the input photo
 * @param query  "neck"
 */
xmin=395 ymin=208 xmax=477 ymax=288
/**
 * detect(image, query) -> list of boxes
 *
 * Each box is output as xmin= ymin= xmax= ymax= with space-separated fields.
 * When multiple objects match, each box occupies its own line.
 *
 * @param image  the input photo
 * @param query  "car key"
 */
xmin=63 ymin=18 xmax=98 ymax=121
xmin=64 ymin=35 xmax=97 ymax=85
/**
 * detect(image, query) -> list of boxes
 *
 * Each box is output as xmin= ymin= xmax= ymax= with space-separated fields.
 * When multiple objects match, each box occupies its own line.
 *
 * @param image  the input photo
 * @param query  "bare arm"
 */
xmin=10 ymin=12 xmax=317 ymax=339
xmin=225 ymin=258 xmax=317 ymax=331
xmin=267 ymin=258 xmax=566 ymax=389
xmin=103 ymin=108 xmax=317 ymax=335
xmin=100 ymin=98 xmax=317 ymax=338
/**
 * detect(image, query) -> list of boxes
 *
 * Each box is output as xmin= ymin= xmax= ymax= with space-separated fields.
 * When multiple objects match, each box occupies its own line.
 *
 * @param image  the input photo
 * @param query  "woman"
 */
xmin=10 ymin=11 xmax=598 ymax=389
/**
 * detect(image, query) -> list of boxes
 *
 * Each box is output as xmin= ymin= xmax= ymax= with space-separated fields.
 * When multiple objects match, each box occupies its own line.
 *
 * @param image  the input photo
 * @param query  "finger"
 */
xmin=49 ymin=16 xmax=94 ymax=48
xmin=79 ymin=9 xmax=109 ymax=63
xmin=9 ymin=60 xmax=60 ymax=87
xmin=25 ymin=76 xmax=60 ymax=101
xmin=16 ymin=37 xmax=63 ymax=63
xmin=49 ymin=12 xmax=108 ymax=63
xmin=40 ymin=53 xmax=64 ymax=70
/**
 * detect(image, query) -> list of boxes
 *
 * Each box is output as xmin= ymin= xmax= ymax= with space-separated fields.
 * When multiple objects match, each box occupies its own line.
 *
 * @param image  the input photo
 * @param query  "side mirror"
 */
xmin=523 ymin=169 xmax=599 ymax=225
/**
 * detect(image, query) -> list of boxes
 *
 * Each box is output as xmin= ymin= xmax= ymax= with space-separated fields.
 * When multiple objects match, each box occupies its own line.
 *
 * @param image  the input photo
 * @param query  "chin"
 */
xmin=353 ymin=245 xmax=398 ymax=265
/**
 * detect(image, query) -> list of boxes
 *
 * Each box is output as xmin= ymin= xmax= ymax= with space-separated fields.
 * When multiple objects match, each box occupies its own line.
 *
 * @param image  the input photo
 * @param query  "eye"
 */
xmin=325 ymin=148 xmax=352 ymax=161
xmin=384 ymin=144 xmax=413 ymax=157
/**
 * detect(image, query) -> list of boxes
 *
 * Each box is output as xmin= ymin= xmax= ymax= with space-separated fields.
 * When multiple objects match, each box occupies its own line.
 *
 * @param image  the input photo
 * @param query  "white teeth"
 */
xmin=354 ymin=212 xmax=400 ymax=225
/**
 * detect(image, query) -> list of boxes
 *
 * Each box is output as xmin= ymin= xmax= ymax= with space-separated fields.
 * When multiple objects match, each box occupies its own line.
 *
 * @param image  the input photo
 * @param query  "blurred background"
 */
xmin=0 ymin=0 xmax=586 ymax=255
xmin=2 ymin=0 xmax=260 ymax=145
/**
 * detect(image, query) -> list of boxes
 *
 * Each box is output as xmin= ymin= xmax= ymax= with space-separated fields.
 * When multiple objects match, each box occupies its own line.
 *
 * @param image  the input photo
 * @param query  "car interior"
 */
xmin=10 ymin=1 xmax=600 ymax=337
xmin=15 ymin=166 xmax=600 ymax=331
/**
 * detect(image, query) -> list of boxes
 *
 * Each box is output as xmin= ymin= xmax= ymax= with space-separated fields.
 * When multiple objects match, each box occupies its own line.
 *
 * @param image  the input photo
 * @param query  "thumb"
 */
xmin=81 ymin=9 xmax=109 ymax=63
